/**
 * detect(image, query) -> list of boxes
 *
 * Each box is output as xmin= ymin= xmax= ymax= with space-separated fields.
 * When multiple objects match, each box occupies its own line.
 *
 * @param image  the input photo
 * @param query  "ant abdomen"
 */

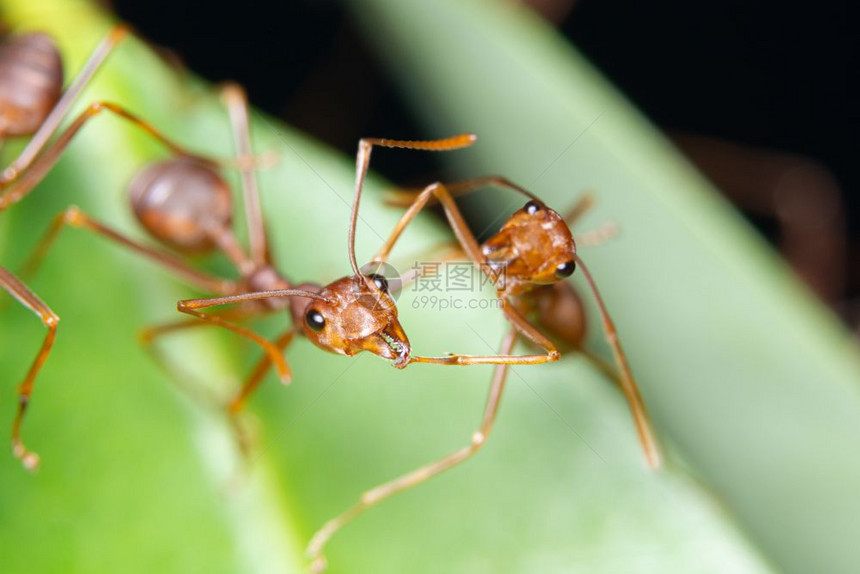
xmin=129 ymin=158 xmax=233 ymax=254
xmin=0 ymin=33 xmax=63 ymax=137
xmin=535 ymin=281 xmax=586 ymax=349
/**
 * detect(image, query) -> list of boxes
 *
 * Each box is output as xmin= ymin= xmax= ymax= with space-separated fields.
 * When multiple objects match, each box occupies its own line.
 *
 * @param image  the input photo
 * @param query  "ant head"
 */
xmin=482 ymin=200 xmax=577 ymax=296
xmin=129 ymin=158 xmax=233 ymax=254
xmin=0 ymin=33 xmax=63 ymax=137
xmin=298 ymin=274 xmax=411 ymax=367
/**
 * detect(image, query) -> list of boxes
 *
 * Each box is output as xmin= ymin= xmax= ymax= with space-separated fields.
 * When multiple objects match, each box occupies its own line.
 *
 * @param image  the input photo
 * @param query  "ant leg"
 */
xmin=573 ymin=254 xmax=661 ymax=469
xmin=499 ymin=297 xmax=561 ymax=360
xmin=1 ymin=102 xmax=200 ymax=209
xmin=140 ymin=309 xmax=265 ymax=345
xmin=376 ymin=183 xmax=559 ymax=366
xmin=397 ymin=244 xmax=466 ymax=290
xmin=0 ymin=101 xmax=261 ymax=210
xmin=373 ymin=182 xmax=485 ymax=265
xmin=347 ymin=134 xmax=476 ymax=276
xmin=221 ymin=83 xmax=269 ymax=266
xmin=139 ymin=307 xmax=273 ymax=398
xmin=175 ymin=301 xmax=291 ymax=385
xmin=171 ymin=289 xmax=331 ymax=383
xmin=142 ymin=320 xmax=293 ymax=458
xmin=307 ymin=328 xmax=518 ymax=573
xmin=0 ymin=267 xmax=59 ymax=471
xmin=383 ymin=175 xmax=540 ymax=207
xmin=1 ymin=25 xmax=129 ymax=185
xmin=227 ymin=328 xmax=296 ymax=415
xmin=22 ymin=206 xmax=236 ymax=294
xmin=578 ymin=348 xmax=622 ymax=389
xmin=574 ymin=222 xmax=618 ymax=247
xmin=384 ymin=177 xmax=596 ymax=229
xmin=408 ymin=297 xmax=559 ymax=366
xmin=563 ymin=192 xmax=596 ymax=225
xmin=140 ymin=313 xmax=291 ymax=412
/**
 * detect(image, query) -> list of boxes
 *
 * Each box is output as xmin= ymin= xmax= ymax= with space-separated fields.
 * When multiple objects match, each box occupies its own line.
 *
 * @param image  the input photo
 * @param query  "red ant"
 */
xmin=176 ymin=134 xmax=574 ymax=409
xmin=375 ymin=177 xmax=661 ymax=463
xmin=304 ymin=185 xmax=660 ymax=571
xmin=0 ymin=26 xmax=252 ymax=469
xmin=181 ymin=135 xmax=658 ymax=571
xmin=0 ymin=26 xmax=127 ymax=470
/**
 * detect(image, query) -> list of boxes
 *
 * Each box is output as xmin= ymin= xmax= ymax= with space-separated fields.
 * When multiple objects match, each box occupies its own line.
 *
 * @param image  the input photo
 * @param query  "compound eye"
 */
xmin=524 ymin=200 xmax=542 ymax=215
xmin=555 ymin=260 xmax=576 ymax=278
xmin=305 ymin=309 xmax=326 ymax=331
xmin=368 ymin=273 xmax=389 ymax=292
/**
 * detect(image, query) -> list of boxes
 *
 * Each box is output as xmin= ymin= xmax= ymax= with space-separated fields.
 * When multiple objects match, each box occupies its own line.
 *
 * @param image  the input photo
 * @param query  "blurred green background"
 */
xmin=0 ymin=0 xmax=858 ymax=573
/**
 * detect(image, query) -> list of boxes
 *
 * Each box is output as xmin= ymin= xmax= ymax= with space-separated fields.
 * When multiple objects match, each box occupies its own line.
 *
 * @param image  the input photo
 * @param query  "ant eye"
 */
xmin=524 ymin=200 xmax=541 ymax=215
xmin=555 ymin=260 xmax=576 ymax=278
xmin=305 ymin=309 xmax=326 ymax=331
xmin=368 ymin=273 xmax=389 ymax=292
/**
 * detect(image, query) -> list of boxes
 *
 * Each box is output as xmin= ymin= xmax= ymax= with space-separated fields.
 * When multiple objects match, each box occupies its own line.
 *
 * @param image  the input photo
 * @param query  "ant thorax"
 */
xmin=481 ymin=203 xmax=577 ymax=298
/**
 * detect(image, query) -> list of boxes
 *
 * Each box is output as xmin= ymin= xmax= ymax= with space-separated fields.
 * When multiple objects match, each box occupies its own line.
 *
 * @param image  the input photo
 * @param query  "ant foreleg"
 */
xmin=138 ymin=307 xmax=273 ymax=398
xmin=306 ymin=328 xmax=517 ymax=573
xmin=175 ymin=301 xmax=292 ymax=385
xmin=348 ymin=134 xmax=476 ymax=276
xmin=174 ymin=289 xmax=329 ymax=384
xmin=373 ymin=182 xmax=485 ymax=265
xmin=382 ymin=175 xmax=540 ymax=208
xmin=227 ymin=328 xmax=296 ymax=415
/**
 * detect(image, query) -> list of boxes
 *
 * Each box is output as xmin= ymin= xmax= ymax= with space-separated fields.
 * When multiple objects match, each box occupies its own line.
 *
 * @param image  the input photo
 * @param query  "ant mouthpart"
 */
xmin=378 ymin=326 xmax=410 ymax=366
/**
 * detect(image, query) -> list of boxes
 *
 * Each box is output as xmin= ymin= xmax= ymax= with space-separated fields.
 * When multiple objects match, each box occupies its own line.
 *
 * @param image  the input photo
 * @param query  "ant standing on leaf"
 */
xmin=177 ymin=134 xmax=574 ymax=405
xmin=378 ymin=175 xmax=661 ymax=468
xmin=301 ymin=148 xmax=663 ymax=572
xmin=0 ymin=25 xmax=129 ymax=471
xmin=0 ymin=22 xmax=658 ymax=574
xmin=182 ymin=133 xmax=660 ymax=572
xmin=0 ymin=24 xmax=223 ymax=470
xmin=0 ymin=23 xmax=276 ymax=469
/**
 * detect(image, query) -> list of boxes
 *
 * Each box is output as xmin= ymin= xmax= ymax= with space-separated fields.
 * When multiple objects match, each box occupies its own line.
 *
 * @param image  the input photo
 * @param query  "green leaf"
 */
xmin=342 ymin=0 xmax=860 ymax=573
xmin=0 ymin=0 xmax=794 ymax=572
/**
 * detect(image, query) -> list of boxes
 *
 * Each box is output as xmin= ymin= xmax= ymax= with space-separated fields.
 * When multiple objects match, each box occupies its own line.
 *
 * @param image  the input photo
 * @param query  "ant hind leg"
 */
xmin=0 ymin=267 xmax=59 ymax=471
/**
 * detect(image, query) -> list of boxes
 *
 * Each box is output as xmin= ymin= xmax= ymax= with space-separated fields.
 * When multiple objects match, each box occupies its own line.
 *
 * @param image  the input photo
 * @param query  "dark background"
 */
xmin=114 ymin=0 xmax=858 ymax=317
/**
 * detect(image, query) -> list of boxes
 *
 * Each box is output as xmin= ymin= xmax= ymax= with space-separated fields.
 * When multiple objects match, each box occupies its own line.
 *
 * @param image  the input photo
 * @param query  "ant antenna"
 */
xmin=347 ymin=134 xmax=477 ymax=279
xmin=180 ymin=289 xmax=333 ymax=311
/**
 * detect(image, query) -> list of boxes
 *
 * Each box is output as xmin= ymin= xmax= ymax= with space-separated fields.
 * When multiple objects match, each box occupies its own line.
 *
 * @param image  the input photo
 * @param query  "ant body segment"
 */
xmin=0 ymin=25 xmax=220 ymax=469
xmin=379 ymin=176 xmax=661 ymax=469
